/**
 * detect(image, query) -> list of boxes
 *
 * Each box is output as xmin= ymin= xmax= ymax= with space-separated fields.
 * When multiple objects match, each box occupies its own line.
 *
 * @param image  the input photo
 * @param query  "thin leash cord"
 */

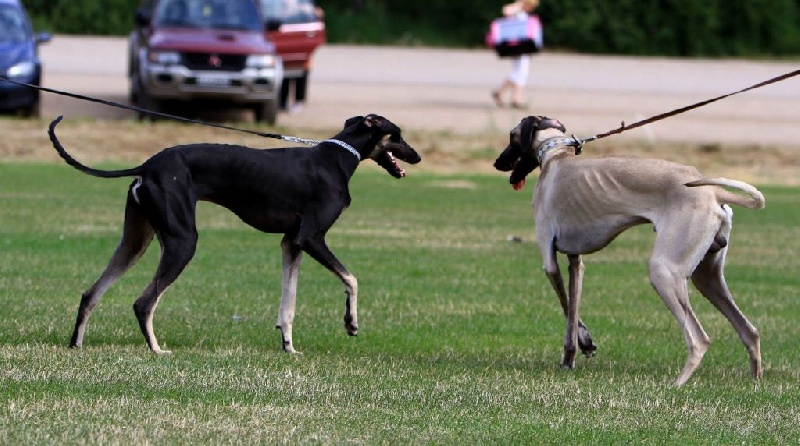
xmin=0 ymin=76 xmax=323 ymax=146
xmin=4 ymin=68 xmax=799 ymax=146
xmin=577 ymin=68 xmax=800 ymax=146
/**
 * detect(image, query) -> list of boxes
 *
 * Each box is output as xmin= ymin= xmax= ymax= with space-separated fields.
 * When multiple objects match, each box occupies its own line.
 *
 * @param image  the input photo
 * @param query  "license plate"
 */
xmin=196 ymin=75 xmax=230 ymax=86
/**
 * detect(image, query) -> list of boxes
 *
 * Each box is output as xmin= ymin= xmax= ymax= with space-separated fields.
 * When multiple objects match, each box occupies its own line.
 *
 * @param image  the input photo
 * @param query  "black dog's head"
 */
xmin=493 ymin=115 xmax=566 ymax=190
xmin=341 ymin=114 xmax=422 ymax=178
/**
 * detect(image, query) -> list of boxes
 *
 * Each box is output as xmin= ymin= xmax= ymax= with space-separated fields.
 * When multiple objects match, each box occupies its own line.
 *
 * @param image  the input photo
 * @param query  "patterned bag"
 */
xmin=485 ymin=15 xmax=543 ymax=57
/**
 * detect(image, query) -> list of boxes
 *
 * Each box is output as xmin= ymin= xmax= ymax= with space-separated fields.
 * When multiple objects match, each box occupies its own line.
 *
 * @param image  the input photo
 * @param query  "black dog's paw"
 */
xmin=343 ymin=316 xmax=359 ymax=336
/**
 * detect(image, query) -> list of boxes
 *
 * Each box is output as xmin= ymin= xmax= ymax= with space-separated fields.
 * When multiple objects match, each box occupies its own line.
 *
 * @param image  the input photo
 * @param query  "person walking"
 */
xmin=278 ymin=0 xmax=325 ymax=114
xmin=491 ymin=0 xmax=540 ymax=109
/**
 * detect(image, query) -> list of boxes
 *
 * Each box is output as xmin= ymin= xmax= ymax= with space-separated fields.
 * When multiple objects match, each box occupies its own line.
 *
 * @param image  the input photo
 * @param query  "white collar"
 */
xmin=325 ymin=139 xmax=361 ymax=161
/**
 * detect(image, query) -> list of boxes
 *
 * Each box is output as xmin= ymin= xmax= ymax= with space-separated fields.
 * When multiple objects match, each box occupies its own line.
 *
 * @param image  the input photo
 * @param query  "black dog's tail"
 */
xmin=49 ymin=116 xmax=142 ymax=178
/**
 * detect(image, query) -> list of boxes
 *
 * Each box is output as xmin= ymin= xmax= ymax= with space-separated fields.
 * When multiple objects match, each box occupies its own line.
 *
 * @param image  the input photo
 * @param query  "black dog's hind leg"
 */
xmin=276 ymin=234 xmax=304 ymax=353
xmin=131 ymin=178 xmax=198 ymax=354
xmin=301 ymin=235 xmax=359 ymax=337
xmin=132 ymin=231 xmax=197 ymax=354
xmin=70 ymin=194 xmax=155 ymax=348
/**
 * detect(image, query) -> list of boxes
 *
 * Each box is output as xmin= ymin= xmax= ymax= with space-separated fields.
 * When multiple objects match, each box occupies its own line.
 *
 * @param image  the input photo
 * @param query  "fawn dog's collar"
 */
xmin=536 ymin=137 xmax=583 ymax=163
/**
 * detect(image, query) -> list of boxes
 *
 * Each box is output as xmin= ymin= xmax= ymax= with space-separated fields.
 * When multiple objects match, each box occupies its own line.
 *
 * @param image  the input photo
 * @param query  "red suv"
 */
xmin=259 ymin=0 xmax=325 ymax=112
xmin=129 ymin=0 xmax=283 ymax=123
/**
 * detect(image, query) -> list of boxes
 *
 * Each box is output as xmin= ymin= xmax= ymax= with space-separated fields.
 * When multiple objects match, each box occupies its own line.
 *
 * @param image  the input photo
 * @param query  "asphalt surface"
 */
xmin=39 ymin=36 xmax=800 ymax=147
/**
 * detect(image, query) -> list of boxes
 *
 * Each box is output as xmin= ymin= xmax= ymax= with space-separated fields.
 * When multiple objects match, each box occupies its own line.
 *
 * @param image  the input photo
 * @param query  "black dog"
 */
xmin=48 ymin=114 xmax=421 ymax=354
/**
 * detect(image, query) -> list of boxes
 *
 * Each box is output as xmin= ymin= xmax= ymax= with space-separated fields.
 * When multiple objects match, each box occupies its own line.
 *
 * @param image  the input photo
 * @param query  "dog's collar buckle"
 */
xmin=536 ymin=137 xmax=581 ymax=163
xmin=325 ymin=139 xmax=361 ymax=161
xmin=570 ymin=133 xmax=584 ymax=155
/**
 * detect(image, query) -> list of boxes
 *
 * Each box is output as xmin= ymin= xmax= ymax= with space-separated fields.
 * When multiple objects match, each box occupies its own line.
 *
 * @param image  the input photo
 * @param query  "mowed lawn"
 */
xmin=1 ymin=162 xmax=798 ymax=444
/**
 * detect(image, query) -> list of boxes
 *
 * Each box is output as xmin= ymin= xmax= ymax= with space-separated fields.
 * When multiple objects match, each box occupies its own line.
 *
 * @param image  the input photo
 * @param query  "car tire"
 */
xmin=17 ymin=87 xmax=40 ymax=118
xmin=18 ymin=101 xmax=40 ymax=118
xmin=254 ymin=100 xmax=277 ymax=125
xmin=18 ymin=90 xmax=40 ymax=118
xmin=129 ymin=71 xmax=142 ymax=106
xmin=136 ymin=89 xmax=161 ymax=122
xmin=129 ymin=83 xmax=138 ymax=105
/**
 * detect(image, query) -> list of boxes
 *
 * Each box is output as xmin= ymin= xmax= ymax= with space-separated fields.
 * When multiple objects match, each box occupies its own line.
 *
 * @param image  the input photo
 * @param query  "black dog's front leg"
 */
xmin=301 ymin=236 xmax=359 ymax=336
xmin=277 ymin=235 xmax=304 ymax=353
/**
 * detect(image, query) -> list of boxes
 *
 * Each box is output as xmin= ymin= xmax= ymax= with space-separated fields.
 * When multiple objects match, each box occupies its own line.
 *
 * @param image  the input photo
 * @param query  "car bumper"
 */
xmin=143 ymin=64 xmax=282 ymax=103
xmin=0 ymin=76 xmax=40 ymax=110
xmin=282 ymin=66 xmax=308 ymax=78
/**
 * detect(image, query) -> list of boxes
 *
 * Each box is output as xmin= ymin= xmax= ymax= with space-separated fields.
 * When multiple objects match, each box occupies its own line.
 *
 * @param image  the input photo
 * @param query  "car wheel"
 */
xmin=129 ymin=81 xmax=138 ymax=105
xmin=18 ymin=101 xmax=40 ymax=118
xmin=136 ymin=89 xmax=161 ymax=122
xmin=129 ymin=71 xmax=142 ymax=106
xmin=254 ymin=100 xmax=277 ymax=125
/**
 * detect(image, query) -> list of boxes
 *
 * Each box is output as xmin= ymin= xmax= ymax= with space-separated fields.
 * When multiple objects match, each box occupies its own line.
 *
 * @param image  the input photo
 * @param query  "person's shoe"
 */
xmin=289 ymin=103 xmax=304 ymax=114
xmin=511 ymin=102 xmax=528 ymax=110
xmin=492 ymin=90 xmax=503 ymax=107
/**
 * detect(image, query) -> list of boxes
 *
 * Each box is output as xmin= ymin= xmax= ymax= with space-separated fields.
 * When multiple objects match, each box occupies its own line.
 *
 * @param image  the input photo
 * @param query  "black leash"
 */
xmin=4 ymin=67 xmax=799 ymax=148
xmin=574 ymin=68 xmax=800 ymax=149
xmin=0 ymin=76 xmax=322 ymax=145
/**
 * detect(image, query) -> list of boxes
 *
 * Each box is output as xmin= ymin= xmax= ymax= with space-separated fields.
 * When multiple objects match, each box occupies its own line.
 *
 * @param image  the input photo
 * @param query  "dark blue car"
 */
xmin=0 ymin=0 xmax=49 ymax=117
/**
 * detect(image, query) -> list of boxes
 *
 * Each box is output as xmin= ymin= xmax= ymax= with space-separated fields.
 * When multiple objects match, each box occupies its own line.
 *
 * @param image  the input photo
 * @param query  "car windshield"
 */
xmin=261 ymin=0 xmax=318 ymax=25
xmin=0 ymin=4 xmax=30 ymax=43
xmin=153 ymin=0 xmax=262 ymax=31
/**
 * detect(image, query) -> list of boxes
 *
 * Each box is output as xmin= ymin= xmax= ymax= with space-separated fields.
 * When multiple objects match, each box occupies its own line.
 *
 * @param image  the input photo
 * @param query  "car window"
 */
xmin=260 ymin=0 xmax=319 ymax=25
xmin=153 ymin=0 xmax=262 ymax=31
xmin=0 ymin=4 xmax=30 ymax=43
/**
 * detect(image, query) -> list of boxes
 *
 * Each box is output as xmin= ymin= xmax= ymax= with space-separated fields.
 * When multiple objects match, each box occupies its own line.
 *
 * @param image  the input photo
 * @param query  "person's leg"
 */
xmin=289 ymin=70 xmax=309 ymax=114
xmin=493 ymin=56 xmax=530 ymax=107
xmin=508 ymin=56 xmax=530 ymax=107
xmin=280 ymin=78 xmax=292 ymax=111
xmin=295 ymin=70 xmax=308 ymax=103
xmin=492 ymin=80 xmax=512 ymax=106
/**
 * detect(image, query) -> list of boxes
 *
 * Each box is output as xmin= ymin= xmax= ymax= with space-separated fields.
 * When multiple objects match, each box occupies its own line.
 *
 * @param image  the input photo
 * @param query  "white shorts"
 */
xmin=507 ymin=55 xmax=531 ymax=86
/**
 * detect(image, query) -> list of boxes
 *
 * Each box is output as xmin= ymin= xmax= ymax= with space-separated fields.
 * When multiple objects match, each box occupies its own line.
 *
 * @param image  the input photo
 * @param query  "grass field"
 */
xmin=1 ymin=154 xmax=799 ymax=443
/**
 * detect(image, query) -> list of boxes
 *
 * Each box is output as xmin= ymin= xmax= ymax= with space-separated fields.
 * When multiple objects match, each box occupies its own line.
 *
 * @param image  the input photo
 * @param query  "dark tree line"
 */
xmin=25 ymin=0 xmax=800 ymax=57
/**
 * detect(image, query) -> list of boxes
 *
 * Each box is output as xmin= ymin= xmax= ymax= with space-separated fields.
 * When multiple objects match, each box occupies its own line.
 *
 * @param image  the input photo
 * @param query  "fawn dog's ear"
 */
xmin=538 ymin=116 xmax=567 ymax=133
xmin=519 ymin=116 xmax=538 ymax=155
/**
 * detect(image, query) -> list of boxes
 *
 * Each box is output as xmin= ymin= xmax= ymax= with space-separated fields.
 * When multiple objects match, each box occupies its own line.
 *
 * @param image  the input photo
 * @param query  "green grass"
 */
xmin=1 ymin=163 xmax=799 ymax=444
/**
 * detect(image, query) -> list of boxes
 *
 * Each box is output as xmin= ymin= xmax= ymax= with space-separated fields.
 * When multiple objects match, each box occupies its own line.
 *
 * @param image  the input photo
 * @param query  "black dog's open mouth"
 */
xmin=382 ymin=151 xmax=406 ymax=178
xmin=374 ymin=138 xmax=420 ymax=178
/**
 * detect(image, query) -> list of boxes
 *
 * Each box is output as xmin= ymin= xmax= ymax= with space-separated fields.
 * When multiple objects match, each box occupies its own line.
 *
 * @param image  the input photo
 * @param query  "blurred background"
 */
xmin=5 ymin=0 xmax=798 ymax=177
xmin=24 ymin=0 xmax=800 ymax=58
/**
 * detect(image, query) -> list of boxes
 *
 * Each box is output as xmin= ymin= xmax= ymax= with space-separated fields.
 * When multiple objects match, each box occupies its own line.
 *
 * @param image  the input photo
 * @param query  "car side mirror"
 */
xmin=265 ymin=19 xmax=282 ymax=32
xmin=135 ymin=10 xmax=151 ymax=27
xmin=35 ymin=32 xmax=51 ymax=45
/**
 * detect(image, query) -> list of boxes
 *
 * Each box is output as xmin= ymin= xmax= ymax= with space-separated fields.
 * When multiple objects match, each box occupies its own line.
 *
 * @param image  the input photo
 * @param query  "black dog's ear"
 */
xmin=365 ymin=114 xmax=403 ymax=136
xmin=363 ymin=114 xmax=383 ymax=128
xmin=519 ymin=116 xmax=537 ymax=155
xmin=344 ymin=116 xmax=364 ymax=129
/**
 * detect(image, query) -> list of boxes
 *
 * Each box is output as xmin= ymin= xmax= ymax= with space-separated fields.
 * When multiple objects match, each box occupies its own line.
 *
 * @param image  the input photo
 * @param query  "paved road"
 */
xmin=39 ymin=36 xmax=800 ymax=147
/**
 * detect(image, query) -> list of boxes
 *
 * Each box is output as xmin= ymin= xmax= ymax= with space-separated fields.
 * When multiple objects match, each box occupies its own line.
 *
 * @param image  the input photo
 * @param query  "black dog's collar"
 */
xmin=325 ymin=139 xmax=361 ymax=161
